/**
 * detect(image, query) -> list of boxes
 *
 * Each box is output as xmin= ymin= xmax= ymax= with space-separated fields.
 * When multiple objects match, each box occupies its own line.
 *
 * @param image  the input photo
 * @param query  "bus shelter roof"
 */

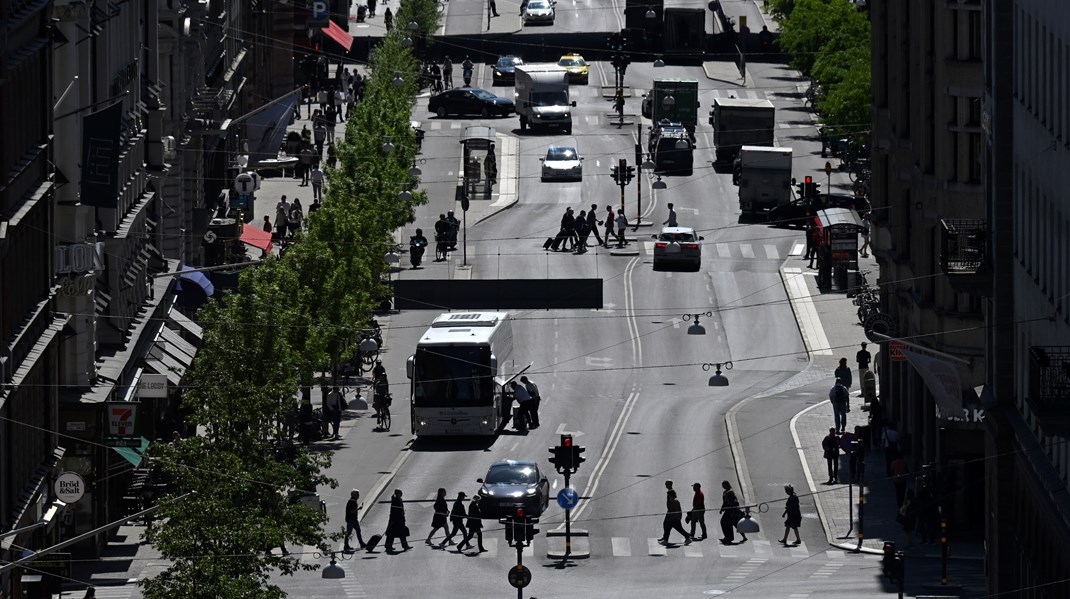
xmin=461 ymin=126 xmax=496 ymax=149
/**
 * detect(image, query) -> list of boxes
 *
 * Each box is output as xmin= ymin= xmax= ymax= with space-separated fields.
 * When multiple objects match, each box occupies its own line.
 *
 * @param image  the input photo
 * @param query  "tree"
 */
xmin=818 ymin=59 xmax=871 ymax=140
xmin=776 ymin=0 xmax=866 ymax=77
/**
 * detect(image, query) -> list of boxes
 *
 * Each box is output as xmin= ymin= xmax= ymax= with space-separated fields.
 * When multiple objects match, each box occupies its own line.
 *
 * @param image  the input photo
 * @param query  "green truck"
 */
xmin=642 ymin=78 xmax=699 ymax=134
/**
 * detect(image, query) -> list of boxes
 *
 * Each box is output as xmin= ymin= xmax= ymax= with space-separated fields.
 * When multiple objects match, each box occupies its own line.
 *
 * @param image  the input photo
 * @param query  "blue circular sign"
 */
xmin=556 ymin=487 xmax=579 ymax=509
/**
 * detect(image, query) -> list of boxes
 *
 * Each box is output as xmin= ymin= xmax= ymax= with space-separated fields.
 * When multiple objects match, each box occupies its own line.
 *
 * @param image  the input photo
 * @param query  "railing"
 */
xmin=940 ymin=218 xmax=987 ymax=273
xmin=1028 ymin=346 xmax=1070 ymax=413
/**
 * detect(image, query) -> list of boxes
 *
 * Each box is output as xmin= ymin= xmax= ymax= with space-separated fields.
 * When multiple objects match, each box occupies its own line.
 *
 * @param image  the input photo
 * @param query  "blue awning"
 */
xmin=179 ymin=266 xmax=215 ymax=296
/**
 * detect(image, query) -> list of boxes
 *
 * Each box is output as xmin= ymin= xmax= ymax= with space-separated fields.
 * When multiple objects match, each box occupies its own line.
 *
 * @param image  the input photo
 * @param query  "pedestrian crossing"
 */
xmin=642 ymin=241 xmax=784 ymax=261
xmin=86 ymin=586 xmax=134 ymax=599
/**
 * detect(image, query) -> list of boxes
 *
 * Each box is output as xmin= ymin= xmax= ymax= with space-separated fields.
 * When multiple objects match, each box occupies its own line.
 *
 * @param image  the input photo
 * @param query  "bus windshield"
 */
xmin=413 ymin=345 xmax=494 ymax=407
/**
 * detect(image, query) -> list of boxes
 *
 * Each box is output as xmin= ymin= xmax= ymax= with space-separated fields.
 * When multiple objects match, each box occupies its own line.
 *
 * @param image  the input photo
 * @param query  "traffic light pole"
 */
xmin=634 ymin=125 xmax=645 ymax=228
xmin=515 ymin=539 xmax=525 ymax=599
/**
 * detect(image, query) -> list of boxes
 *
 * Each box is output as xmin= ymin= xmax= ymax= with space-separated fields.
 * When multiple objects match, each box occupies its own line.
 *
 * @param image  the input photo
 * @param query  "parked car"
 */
xmin=428 ymin=88 xmax=514 ymax=118
xmin=476 ymin=460 xmax=551 ymax=518
xmin=652 ymin=227 xmax=703 ymax=271
xmin=492 ymin=55 xmax=524 ymax=86
xmin=540 ymin=146 xmax=583 ymax=181
xmin=766 ymin=194 xmax=872 ymax=228
xmin=522 ymin=0 xmax=556 ymax=25
xmin=557 ymin=53 xmax=589 ymax=84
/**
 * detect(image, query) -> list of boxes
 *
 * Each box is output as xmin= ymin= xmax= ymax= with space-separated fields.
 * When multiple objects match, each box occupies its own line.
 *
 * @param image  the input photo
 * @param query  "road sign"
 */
xmin=508 ymin=564 xmax=532 ymax=589
xmin=54 ymin=472 xmax=86 ymax=504
xmin=890 ymin=341 xmax=908 ymax=362
xmin=840 ymin=432 xmax=859 ymax=453
xmin=824 ymin=161 xmax=833 ymax=176
xmin=310 ymin=0 xmax=330 ymax=26
xmin=708 ymin=1 xmax=720 ymax=11
xmin=864 ymin=313 xmax=899 ymax=342
xmin=233 ymin=172 xmax=254 ymax=194
xmin=556 ymin=487 xmax=579 ymax=509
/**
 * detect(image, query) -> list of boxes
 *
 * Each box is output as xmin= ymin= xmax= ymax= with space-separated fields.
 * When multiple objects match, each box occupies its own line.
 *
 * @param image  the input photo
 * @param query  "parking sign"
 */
xmin=310 ymin=0 xmax=329 ymax=26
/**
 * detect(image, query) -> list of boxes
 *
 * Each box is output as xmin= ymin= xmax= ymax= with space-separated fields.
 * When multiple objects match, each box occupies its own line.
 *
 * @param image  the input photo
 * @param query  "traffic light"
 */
xmin=523 ymin=516 xmax=540 ymax=542
xmin=890 ymin=552 xmax=905 ymax=586
xmin=570 ymin=444 xmax=586 ymax=469
xmin=610 ymin=165 xmax=621 ymax=184
xmin=811 ymin=181 xmax=821 ymax=199
xmin=609 ymin=32 xmax=623 ymax=51
xmin=624 ymin=165 xmax=636 ymax=184
xmin=803 ymin=176 xmax=814 ymax=198
xmin=618 ymin=159 xmax=627 ymax=185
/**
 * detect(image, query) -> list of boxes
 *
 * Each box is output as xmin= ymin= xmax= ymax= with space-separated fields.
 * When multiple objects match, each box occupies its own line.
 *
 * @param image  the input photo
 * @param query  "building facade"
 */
xmin=983 ymin=1 xmax=1070 ymax=596
xmin=869 ymin=0 xmax=988 ymax=536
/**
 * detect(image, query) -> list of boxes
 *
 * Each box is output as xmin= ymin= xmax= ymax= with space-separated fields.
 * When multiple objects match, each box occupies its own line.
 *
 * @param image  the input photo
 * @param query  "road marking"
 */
xmin=430 ymin=121 xmax=442 ymax=130
xmin=764 ymin=244 xmax=779 ymax=259
xmin=739 ymin=243 xmax=755 ymax=258
xmin=450 ymin=122 xmax=462 ymax=129
xmin=584 ymin=356 xmax=613 ymax=368
xmin=481 ymin=537 xmax=498 ymax=558
xmin=716 ymin=243 xmax=731 ymax=258
xmin=790 ymin=241 xmax=805 ymax=256
xmin=357 ymin=444 xmax=413 ymax=522
xmin=683 ymin=543 xmax=703 ymax=558
xmin=612 ymin=537 xmax=632 ymax=556
xmin=808 ymin=561 xmax=844 ymax=579
xmin=643 ymin=241 xmax=654 ymax=254
xmin=789 ymin=542 xmax=810 ymax=558
xmin=647 ymin=538 xmax=667 ymax=556
xmin=586 ymin=115 xmax=599 ymax=126
xmin=782 ymin=268 xmax=833 ymax=355
xmin=752 ymin=539 xmax=772 ymax=557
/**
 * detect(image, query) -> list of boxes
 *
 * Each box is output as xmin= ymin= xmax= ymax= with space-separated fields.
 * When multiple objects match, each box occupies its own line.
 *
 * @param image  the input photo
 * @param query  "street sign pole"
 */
xmin=564 ymin=470 xmax=572 ymax=556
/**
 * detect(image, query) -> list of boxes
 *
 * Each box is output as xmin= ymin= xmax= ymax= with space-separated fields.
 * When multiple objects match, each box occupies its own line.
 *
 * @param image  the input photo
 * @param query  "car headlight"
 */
xmin=564 ymin=112 xmax=570 ymax=118
xmin=525 ymin=488 xmax=538 ymax=495
xmin=533 ymin=113 xmax=542 ymax=119
xmin=495 ymin=71 xmax=502 ymax=77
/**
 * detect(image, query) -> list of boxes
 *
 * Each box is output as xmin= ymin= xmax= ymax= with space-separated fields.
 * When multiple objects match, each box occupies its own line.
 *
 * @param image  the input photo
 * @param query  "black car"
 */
xmin=428 ymin=88 xmax=514 ymax=118
xmin=476 ymin=460 xmax=551 ymax=518
xmin=492 ymin=55 xmax=523 ymax=86
xmin=767 ymin=194 xmax=871 ymax=228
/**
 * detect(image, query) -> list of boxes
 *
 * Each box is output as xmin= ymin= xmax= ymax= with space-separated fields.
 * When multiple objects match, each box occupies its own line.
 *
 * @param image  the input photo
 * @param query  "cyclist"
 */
xmin=373 ymin=369 xmax=391 ymax=430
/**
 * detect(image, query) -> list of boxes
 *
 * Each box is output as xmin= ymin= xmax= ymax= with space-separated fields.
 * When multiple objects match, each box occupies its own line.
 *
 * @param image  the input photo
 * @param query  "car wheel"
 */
xmin=436 ymin=106 xmax=448 ymax=118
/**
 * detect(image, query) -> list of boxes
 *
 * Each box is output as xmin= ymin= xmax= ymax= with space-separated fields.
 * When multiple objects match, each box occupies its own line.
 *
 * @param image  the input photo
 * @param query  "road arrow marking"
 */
xmin=584 ymin=356 xmax=613 ymax=369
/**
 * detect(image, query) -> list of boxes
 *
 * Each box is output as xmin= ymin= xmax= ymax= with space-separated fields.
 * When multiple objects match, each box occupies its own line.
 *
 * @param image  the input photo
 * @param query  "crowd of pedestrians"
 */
xmin=545 ymin=204 xmax=636 ymax=253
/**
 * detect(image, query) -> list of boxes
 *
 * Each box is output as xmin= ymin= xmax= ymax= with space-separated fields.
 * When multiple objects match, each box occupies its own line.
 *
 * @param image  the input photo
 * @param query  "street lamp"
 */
xmin=358 ymin=336 xmax=380 ymax=374
xmin=401 ymin=36 xmax=413 ymax=47
xmin=675 ymin=138 xmax=690 ymax=150
xmin=683 ymin=311 xmax=712 ymax=335
xmin=319 ymin=551 xmax=350 ymax=579
xmin=736 ymin=508 xmax=760 ymax=534
xmin=653 ymin=56 xmax=665 ymax=68
xmin=392 ymin=72 xmax=405 ymax=88
xmin=408 ymin=162 xmax=423 ymax=177
xmin=381 ymin=138 xmax=395 ymax=154
xmin=652 ymin=176 xmax=667 ymax=190
xmin=703 ymin=361 xmax=733 ymax=386
xmin=645 ymin=8 xmax=656 ymax=18
xmin=408 ymin=20 xmax=419 ymax=30
xmin=642 ymin=158 xmax=655 ymax=170
xmin=398 ymin=190 xmax=413 ymax=202
xmin=661 ymin=95 xmax=675 ymax=109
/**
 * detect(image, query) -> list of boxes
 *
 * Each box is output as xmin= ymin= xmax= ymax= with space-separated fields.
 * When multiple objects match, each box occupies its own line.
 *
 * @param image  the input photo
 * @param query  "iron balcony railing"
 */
xmin=940 ymin=218 xmax=987 ymax=274
xmin=1028 ymin=346 xmax=1070 ymax=411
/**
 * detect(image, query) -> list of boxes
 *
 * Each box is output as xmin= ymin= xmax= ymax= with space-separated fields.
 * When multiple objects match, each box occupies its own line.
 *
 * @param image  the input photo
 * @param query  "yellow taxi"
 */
xmin=557 ymin=53 xmax=589 ymax=85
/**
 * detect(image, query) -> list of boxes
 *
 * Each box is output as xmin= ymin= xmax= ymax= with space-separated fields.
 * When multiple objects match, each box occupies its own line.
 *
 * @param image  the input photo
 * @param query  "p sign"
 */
xmin=310 ymin=0 xmax=329 ymax=25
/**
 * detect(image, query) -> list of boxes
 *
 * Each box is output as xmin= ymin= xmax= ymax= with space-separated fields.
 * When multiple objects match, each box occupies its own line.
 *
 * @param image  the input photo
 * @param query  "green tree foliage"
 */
xmin=776 ymin=0 xmax=867 ymax=77
xmin=766 ymin=0 xmax=795 ymax=21
xmin=819 ymin=60 xmax=872 ymax=139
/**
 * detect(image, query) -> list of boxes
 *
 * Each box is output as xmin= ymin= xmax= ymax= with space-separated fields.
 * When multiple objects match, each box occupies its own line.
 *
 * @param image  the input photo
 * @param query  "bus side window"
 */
xmin=406 ymin=355 xmax=414 ymax=379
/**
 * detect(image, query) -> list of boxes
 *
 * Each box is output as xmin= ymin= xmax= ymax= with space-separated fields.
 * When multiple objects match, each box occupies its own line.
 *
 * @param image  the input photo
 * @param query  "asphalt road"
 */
xmin=443 ymin=0 xmax=625 ymax=35
xmin=258 ymin=56 xmax=889 ymax=598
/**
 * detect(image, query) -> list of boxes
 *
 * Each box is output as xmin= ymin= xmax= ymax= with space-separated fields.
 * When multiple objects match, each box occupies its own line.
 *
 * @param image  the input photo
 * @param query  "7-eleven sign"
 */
xmin=108 ymin=403 xmax=138 ymax=436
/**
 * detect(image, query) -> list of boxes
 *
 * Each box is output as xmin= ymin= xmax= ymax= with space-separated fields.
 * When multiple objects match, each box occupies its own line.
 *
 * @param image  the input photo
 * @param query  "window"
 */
xmin=967 ymin=11 xmax=982 ymax=60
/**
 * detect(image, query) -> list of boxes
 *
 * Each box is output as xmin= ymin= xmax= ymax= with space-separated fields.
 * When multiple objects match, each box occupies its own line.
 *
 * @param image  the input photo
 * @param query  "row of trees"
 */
xmin=140 ymin=4 xmax=435 ymax=597
xmin=770 ymin=0 xmax=872 ymax=140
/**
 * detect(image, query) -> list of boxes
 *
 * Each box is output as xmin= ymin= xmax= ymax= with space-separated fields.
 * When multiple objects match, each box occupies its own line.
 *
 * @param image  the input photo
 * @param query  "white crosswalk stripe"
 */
xmin=683 ymin=542 xmax=703 ymax=557
xmin=450 ymin=122 xmax=463 ymax=129
xmin=790 ymin=241 xmax=805 ymax=256
xmin=612 ymin=536 xmax=632 ymax=556
xmin=647 ymin=537 xmax=667 ymax=556
xmin=341 ymin=565 xmax=369 ymax=597
xmin=724 ymin=558 xmax=767 ymax=582
xmin=89 ymin=588 xmax=133 ymax=599
xmin=739 ymin=243 xmax=755 ymax=258
xmin=430 ymin=121 xmax=442 ymax=130
xmin=808 ymin=560 xmax=844 ymax=579
xmin=716 ymin=243 xmax=731 ymax=258
xmin=764 ymin=244 xmax=779 ymax=259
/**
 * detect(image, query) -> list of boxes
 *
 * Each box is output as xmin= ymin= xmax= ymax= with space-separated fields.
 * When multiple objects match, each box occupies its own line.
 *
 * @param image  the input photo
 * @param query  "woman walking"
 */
xmin=383 ymin=489 xmax=411 ymax=553
xmin=442 ymin=491 xmax=467 ymax=547
xmin=659 ymin=489 xmax=692 ymax=545
xmin=457 ymin=495 xmax=486 ymax=552
xmin=426 ymin=488 xmax=449 ymax=545
xmin=779 ymin=485 xmax=802 ymax=545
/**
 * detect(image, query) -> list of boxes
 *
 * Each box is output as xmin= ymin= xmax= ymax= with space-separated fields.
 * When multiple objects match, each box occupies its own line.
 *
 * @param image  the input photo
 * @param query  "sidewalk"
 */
xmin=780 ymin=248 xmax=986 ymax=595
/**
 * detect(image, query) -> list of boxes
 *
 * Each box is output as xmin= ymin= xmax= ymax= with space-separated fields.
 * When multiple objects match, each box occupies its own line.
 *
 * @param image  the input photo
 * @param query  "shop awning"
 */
xmin=144 ymin=329 xmax=196 ymax=386
xmin=112 ymin=436 xmax=150 ymax=467
xmin=240 ymin=224 xmax=273 ymax=254
xmin=321 ymin=20 xmax=353 ymax=53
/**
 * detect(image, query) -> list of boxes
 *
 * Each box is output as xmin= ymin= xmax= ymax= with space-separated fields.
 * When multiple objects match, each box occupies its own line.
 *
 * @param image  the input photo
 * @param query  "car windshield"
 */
xmin=412 ymin=346 xmax=493 ymax=407
xmin=472 ymin=90 xmax=496 ymax=100
xmin=659 ymin=232 xmax=696 ymax=242
xmin=528 ymin=0 xmax=549 ymax=8
xmin=547 ymin=147 xmax=578 ymax=161
xmin=497 ymin=57 xmax=521 ymax=67
xmin=486 ymin=464 xmax=538 ymax=485
xmin=559 ymin=58 xmax=585 ymax=66
xmin=531 ymin=91 xmax=568 ymax=106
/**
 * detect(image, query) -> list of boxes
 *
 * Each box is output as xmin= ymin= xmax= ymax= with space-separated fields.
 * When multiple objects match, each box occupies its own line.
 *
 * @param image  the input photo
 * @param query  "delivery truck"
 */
xmin=709 ymin=97 xmax=775 ymax=164
xmin=642 ymin=78 xmax=699 ymax=135
xmin=514 ymin=64 xmax=575 ymax=134
xmin=737 ymin=146 xmax=793 ymax=215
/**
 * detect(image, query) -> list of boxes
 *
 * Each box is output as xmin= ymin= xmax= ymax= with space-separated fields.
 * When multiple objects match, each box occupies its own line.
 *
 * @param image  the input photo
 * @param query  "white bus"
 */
xmin=406 ymin=312 xmax=525 ymax=436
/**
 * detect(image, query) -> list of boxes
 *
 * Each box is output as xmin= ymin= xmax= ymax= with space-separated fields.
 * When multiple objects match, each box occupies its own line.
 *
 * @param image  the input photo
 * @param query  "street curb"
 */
xmin=779 ymin=267 xmax=813 ymax=361
xmin=470 ymin=132 xmax=520 ymax=226
xmin=702 ymin=61 xmax=749 ymax=86
xmin=789 ymin=400 xmax=843 ymax=550
xmin=357 ymin=442 xmax=414 ymax=523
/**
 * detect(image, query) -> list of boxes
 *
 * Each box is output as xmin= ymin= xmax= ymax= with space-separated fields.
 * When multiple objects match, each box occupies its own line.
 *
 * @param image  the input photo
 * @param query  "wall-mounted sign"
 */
xmin=138 ymin=373 xmax=169 ymax=398
xmin=55 ymin=243 xmax=105 ymax=275
xmin=107 ymin=403 xmax=138 ymax=436
xmin=54 ymin=472 xmax=86 ymax=504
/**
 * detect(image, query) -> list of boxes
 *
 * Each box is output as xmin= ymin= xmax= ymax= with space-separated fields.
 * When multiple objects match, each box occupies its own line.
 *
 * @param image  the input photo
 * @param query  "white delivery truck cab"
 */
xmin=514 ymin=64 xmax=575 ymax=134
xmin=738 ymin=146 xmax=793 ymax=215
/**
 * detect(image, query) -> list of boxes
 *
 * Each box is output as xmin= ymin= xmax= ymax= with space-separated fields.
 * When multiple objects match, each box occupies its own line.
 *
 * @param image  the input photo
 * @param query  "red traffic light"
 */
xmin=561 ymin=434 xmax=573 ymax=447
xmin=804 ymin=176 xmax=813 ymax=184
xmin=516 ymin=508 xmax=524 ymax=518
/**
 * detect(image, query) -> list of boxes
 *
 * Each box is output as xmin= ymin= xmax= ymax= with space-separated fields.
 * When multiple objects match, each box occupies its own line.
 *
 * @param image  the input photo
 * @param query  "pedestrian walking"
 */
xmin=663 ymin=202 xmax=678 ymax=227
xmin=275 ymin=196 xmax=290 ymax=240
xmin=560 ymin=208 xmax=576 ymax=251
xmin=308 ymin=197 xmax=321 ymax=217
xmin=859 ymin=212 xmax=871 ymax=257
xmin=484 ymin=150 xmax=497 ymax=184
xmin=288 ymin=198 xmax=304 ymax=238
xmin=829 ymin=377 xmax=850 ymax=433
xmin=881 ymin=423 xmax=900 ymax=473
xmin=313 ymin=122 xmax=327 ymax=157
xmin=310 ymin=164 xmax=325 ymax=202
xmin=659 ymin=489 xmax=692 ymax=545
xmin=489 ymin=0 xmax=500 ymax=15
xmin=520 ymin=376 xmax=540 ymax=428
xmin=384 ymin=7 xmax=393 ymax=30
xmin=822 ymin=427 xmax=840 ymax=484
xmin=804 ymin=223 xmax=817 ymax=265
xmin=323 ymin=386 xmax=343 ymax=439
xmin=442 ymin=56 xmax=453 ymax=89
xmin=263 ymin=215 xmax=272 ymax=234
xmin=779 ymin=485 xmax=802 ymax=545
xmin=615 ymin=209 xmax=629 ymax=247
xmin=898 ymin=488 xmax=917 ymax=547
xmin=587 ymin=204 xmax=604 ymax=246
xmin=299 ymin=144 xmax=313 ymax=185
xmin=511 ymin=381 xmax=533 ymax=430
xmin=343 ymin=489 xmax=365 ymax=552
xmin=325 ymin=141 xmax=337 ymax=170
xmin=890 ymin=452 xmax=908 ymax=507
xmin=426 ymin=488 xmax=450 ymax=545
xmin=457 ymin=495 xmax=487 ymax=552
xmin=574 ymin=210 xmax=590 ymax=253
xmin=368 ymin=0 xmax=377 ymax=17
xmin=687 ymin=482 xmax=707 ymax=540
xmin=604 ymin=205 xmax=617 ymax=247
xmin=856 ymin=342 xmax=872 ymax=372
xmin=719 ymin=480 xmax=743 ymax=544
xmin=443 ymin=492 xmax=468 ymax=546
xmin=835 ymin=357 xmax=853 ymax=390
xmin=383 ymin=489 xmax=411 ymax=552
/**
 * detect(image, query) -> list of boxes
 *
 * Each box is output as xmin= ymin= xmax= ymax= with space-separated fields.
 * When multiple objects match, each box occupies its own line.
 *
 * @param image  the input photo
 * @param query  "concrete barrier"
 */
xmin=392 ymin=278 xmax=603 ymax=310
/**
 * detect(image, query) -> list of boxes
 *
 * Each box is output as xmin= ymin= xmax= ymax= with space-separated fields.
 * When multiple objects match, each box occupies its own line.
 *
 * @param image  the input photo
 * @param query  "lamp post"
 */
xmin=702 ymin=361 xmax=733 ymax=386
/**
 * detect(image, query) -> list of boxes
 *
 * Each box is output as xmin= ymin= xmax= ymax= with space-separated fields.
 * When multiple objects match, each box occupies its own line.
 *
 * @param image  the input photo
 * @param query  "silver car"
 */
xmin=540 ymin=146 xmax=582 ymax=181
xmin=522 ymin=0 xmax=556 ymax=25
xmin=652 ymin=226 xmax=704 ymax=271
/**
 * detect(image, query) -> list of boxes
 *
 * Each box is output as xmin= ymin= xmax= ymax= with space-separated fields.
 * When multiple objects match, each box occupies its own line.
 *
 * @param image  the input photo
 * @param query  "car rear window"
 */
xmin=659 ymin=233 xmax=695 ymax=242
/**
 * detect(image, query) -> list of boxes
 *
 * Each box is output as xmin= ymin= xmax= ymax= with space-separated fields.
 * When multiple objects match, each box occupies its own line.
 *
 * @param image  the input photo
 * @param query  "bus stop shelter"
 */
xmin=814 ymin=207 xmax=863 ymax=291
xmin=460 ymin=127 xmax=497 ymax=201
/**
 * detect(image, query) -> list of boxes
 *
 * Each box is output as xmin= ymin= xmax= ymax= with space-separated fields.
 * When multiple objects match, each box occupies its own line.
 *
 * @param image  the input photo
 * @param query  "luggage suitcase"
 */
xmin=550 ymin=230 xmax=569 ymax=252
xmin=365 ymin=534 xmax=383 ymax=551
xmin=543 ymin=238 xmax=554 ymax=250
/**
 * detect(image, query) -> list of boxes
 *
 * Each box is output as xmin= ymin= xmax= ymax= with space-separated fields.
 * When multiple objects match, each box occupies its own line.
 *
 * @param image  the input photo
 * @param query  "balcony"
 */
xmin=1027 ymin=346 xmax=1070 ymax=435
xmin=940 ymin=218 xmax=991 ymax=295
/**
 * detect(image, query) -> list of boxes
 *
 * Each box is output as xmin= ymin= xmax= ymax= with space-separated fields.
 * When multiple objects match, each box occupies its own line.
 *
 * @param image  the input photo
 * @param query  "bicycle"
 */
xmin=374 ymin=397 xmax=392 ymax=431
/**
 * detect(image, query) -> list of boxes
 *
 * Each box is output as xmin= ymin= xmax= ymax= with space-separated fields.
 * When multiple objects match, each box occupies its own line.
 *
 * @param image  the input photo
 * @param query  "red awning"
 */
xmin=241 ymin=225 xmax=273 ymax=254
xmin=321 ymin=20 xmax=353 ymax=53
